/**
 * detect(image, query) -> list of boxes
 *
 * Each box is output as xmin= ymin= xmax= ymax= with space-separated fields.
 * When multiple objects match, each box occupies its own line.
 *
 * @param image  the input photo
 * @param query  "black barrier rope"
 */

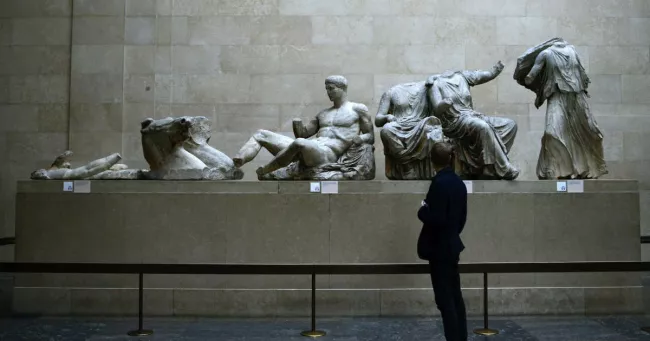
xmin=3 ymin=262 xmax=650 ymax=275
xmin=0 ymin=237 xmax=15 ymax=246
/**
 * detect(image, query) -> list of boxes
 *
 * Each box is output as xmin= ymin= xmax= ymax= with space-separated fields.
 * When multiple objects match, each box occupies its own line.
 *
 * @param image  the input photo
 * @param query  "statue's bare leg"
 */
xmin=73 ymin=153 xmax=122 ymax=178
xmin=257 ymin=138 xmax=337 ymax=176
xmin=233 ymin=130 xmax=293 ymax=167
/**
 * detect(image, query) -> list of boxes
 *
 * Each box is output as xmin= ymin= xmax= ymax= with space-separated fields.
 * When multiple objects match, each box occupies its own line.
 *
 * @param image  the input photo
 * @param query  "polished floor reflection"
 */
xmin=0 ymin=316 xmax=649 ymax=340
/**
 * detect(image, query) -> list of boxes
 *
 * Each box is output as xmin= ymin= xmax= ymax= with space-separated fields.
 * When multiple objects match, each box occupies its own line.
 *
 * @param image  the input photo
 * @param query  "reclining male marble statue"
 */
xmin=426 ymin=61 xmax=520 ymax=180
xmin=514 ymin=37 xmax=608 ymax=180
xmin=31 ymin=116 xmax=243 ymax=180
xmin=233 ymin=75 xmax=376 ymax=180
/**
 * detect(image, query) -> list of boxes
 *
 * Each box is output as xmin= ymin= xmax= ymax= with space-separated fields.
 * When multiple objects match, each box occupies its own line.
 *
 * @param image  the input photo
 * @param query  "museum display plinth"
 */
xmin=12 ymin=180 xmax=642 ymax=317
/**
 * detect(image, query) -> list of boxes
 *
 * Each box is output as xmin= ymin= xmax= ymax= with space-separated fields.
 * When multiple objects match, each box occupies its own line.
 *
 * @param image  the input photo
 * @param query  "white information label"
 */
xmin=463 ymin=181 xmax=473 ymax=194
xmin=556 ymin=181 xmax=567 ymax=192
xmin=63 ymin=181 xmax=74 ymax=192
xmin=321 ymin=181 xmax=339 ymax=194
xmin=567 ymin=180 xmax=584 ymax=193
xmin=73 ymin=180 xmax=91 ymax=193
xmin=310 ymin=182 xmax=321 ymax=193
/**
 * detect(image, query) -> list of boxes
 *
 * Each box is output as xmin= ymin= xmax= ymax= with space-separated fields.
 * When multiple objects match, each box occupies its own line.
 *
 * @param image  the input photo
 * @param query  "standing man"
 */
xmin=417 ymin=142 xmax=468 ymax=341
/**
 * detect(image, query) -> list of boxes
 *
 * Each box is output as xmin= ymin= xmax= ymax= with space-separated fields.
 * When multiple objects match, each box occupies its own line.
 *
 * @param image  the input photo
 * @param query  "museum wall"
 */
xmin=1 ymin=0 xmax=650 ymax=261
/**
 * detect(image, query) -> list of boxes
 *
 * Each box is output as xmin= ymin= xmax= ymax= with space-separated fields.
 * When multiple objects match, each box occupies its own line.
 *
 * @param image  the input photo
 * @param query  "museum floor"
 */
xmin=1 ymin=316 xmax=650 ymax=340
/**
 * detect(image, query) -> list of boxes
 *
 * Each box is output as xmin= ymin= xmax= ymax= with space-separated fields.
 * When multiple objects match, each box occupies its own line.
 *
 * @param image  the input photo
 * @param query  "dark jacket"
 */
xmin=417 ymin=167 xmax=467 ymax=261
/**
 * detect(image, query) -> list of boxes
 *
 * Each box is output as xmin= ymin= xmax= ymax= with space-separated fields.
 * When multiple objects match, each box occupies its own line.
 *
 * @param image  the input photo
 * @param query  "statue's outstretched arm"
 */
xmin=463 ymin=61 xmax=505 ymax=86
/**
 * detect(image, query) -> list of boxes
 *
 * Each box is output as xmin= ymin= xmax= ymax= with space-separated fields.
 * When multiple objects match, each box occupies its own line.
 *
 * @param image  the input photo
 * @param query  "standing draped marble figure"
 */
xmin=426 ymin=63 xmax=520 ymax=180
xmin=514 ymin=38 xmax=608 ymax=180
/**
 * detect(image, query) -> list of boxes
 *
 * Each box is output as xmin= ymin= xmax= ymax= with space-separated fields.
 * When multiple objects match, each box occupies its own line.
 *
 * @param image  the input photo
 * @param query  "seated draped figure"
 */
xmin=375 ymin=79 xmax=448 ymax=180
xmin=233 ymin=75 xmax=376 ymax=180
xmin=426 ymin=61 xmax=520 ymax=180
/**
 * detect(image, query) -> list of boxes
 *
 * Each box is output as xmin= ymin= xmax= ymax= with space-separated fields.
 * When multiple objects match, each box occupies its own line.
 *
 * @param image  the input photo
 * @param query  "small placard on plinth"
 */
xmin=567 ymin=180 xmax=584 ymax=193
xmin=463 ymin=181 xmax=473 ymax=194
xmin=556 ymin=181 xmax=567 ymax=192
xmin=63 ymin=181 xmax=73 ymax=192
xmin=73 ymin=180 xmax=91 ymax=193
xmin=321 ymin=181 xmax=339 ymax=194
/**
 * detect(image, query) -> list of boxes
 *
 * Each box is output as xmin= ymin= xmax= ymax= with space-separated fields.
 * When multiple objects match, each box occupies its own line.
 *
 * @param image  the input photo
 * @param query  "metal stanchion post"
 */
xmin=301 ymin=272 xmax=326 ymax=338
xmin=128 ymin=272 xmax=154 ymax=337
xmin=642 ymin=270 xmax=650 ymax=333
xmin=473 ymin=272 xmax=498 ymax=336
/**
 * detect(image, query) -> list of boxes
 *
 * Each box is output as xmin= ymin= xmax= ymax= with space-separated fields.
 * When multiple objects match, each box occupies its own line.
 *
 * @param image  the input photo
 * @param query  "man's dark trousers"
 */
xmin=417 ymin=167 xmax=468 ymax=341
xmin=429 ymin=255 xmax=467 ymax=341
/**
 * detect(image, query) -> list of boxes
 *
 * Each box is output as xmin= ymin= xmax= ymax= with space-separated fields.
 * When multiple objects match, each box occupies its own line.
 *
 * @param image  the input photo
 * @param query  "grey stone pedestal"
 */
xmin=12 ymin=180 xmax=642 ymax=317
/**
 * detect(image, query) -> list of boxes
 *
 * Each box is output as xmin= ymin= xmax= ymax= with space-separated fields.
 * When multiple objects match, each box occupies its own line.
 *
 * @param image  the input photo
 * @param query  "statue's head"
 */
xmin=140 ymin=116 xmax=192 ymax=144
xmin=325 ymin=75 xmax=348 ymax=102
xmin=140 ymin=117 xmax=193 ymax=170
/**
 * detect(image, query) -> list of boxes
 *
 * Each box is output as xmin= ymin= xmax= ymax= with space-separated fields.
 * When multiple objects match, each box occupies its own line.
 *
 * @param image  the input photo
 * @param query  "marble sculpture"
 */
xmin=514 ymin=38 xmax=608 ymax=180
xmin=233 ymin=75 xmax=376 ymax=180
xmin=426 ymin=62 xmax=520 ymax=180
xmin=31 ymin=116 xmax=243 ymax=181
xmin=139 ymin=116 xmax=243 ymax=180
xmin=30 ymin=40 xmax=611 ymax=183
xmin=375 ymin=79 xmax=447 ymax=180
xmin=30 ymin=150 xmax=125 ymax=180
xmin=377 ymin=62 xmax=520 ymax=180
